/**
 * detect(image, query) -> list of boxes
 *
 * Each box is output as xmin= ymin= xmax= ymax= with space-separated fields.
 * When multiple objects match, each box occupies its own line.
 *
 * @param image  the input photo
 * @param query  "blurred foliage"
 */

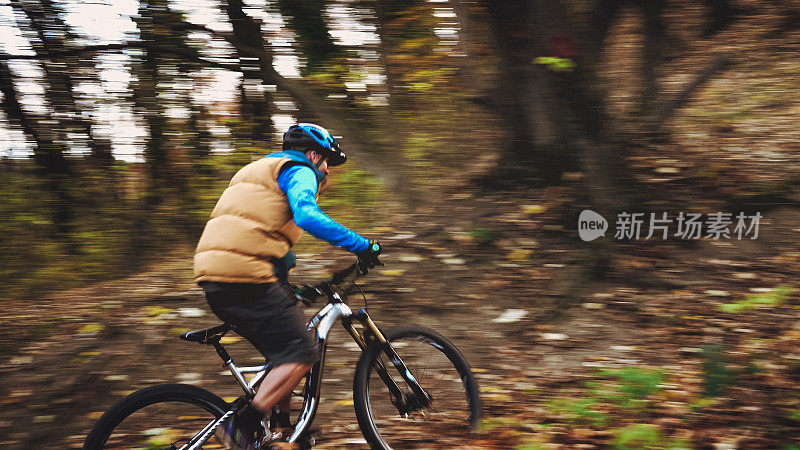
xmin=546 ymin=367 xmax=665 ymax=427
xmin=0 ymin=149 xmax=383 ymax=300
xmin=0 ymin=0 xmax=475 ymax=301
xmin=612 ymin=423 xmax=687 ymax=450
xmin=718 ymin=286 xmax=796 ymax=313
xmin=592 ymin=367 xmax=665 ymax=409
xmin=3 ymin=0 xmax=799 ymax=313
xmin=468 ymin=226 xmax=497 ymax=246
xmin=697 ymin=343 xmax=764 ymax=400
xmin=700 ymin=344 xmax=734 ymax=398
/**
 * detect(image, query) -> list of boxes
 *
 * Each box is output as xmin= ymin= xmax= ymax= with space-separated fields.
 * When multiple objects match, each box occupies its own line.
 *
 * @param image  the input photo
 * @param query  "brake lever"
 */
xmin=356 ymin=257 xmax=383 ymax=276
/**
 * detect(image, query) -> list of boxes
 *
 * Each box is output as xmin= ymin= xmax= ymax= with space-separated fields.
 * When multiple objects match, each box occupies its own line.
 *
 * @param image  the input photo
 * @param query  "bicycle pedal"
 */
xmin=297 ymin=427 xmax=321 ymax=449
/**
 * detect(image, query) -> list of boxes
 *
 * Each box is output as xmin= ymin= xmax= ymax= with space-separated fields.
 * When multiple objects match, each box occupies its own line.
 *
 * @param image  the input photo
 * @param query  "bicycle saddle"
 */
xmin=179 ymin=323 xmax=231 ymax=343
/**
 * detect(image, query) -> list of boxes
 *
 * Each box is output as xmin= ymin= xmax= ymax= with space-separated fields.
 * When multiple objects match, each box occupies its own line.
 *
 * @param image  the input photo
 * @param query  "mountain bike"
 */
xmin=84 ymin=260 xmax=481 ymax=449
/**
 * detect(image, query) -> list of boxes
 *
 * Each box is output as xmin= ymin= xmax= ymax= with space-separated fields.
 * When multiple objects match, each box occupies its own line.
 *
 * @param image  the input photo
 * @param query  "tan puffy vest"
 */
xmin=194 ymin=156 xmax=317 ymax=284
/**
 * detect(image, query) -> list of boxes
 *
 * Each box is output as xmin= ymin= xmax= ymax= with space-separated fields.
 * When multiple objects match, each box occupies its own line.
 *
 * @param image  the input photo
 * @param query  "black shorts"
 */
xmin=202 ymin=282 xmax=320 ymax=366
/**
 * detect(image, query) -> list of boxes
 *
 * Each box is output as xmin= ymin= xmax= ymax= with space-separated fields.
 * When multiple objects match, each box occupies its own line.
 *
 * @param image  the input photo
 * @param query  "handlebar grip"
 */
xmin=289 ymin=283 xmax=319 ymax=305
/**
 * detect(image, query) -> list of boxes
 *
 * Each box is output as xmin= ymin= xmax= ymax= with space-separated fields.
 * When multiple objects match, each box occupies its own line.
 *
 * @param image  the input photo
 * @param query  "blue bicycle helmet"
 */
xmin=282 ymin=123 xmax=346 ymax=166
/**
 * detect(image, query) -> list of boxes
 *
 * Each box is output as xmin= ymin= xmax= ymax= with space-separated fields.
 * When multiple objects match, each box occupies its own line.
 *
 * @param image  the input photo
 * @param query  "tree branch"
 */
xmin=0 ymin=43 xmax=241 ymax=72
xmin=649 ymin=52 xmax=732 ymax=129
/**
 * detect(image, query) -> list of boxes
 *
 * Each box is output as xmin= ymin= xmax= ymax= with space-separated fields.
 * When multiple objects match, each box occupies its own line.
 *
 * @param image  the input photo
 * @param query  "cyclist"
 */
xmin=194 ymin=123 xmax=382 ymax=449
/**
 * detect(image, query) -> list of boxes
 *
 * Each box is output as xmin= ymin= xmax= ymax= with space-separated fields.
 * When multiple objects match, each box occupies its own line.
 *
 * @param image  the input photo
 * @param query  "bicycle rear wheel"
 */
xmin=353 ymin=325 xmax=481 ymax=449
xmin=84 ymin=384 xmax=229 ymax=449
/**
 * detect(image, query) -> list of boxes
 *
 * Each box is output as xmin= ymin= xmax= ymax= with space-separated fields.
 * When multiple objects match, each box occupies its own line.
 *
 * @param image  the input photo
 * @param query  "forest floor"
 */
xmin=1 ymin=155 xmax=800 ymax=449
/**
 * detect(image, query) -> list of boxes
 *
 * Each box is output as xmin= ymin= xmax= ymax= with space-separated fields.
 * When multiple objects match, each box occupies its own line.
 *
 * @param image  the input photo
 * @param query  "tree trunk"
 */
xmin=133 ymin=0 xmax=174 ymax=209
xmin=372 ymin=0 xmax=438 ymax=109
xmin=373 ymin=0 xmax=403 ymax=106
xmin=13 ymin=0 xmax=113 ymax=163
xmin=223 ymin=0 xmax=275 ymax=143
xmin=640 ymin=0 xmax=666 ymax=116
xmin=449 ymin=0 xmax=481 ymax=92
xmin=587 ymin=0 xmax=621 ymax=64
xmin=703 ymin=0 xmax=741 ymax=36
xmin=484 ymin=0 xmax=577 ymax=180
xmin=134 ymin=48 xmax=168 ymax=208
xmin=484 ymin=0 xmax=637 ymax=313
xmin=0 ymin=57 xmax=77 ymax=251
xmin=369 ymin=0 xmax=424 ymax=206
xmin=275 ymin=0 xmax=338 ymax=74
xmin=529 ymin=0 xmax=570 ymax=149
xmin=484 ymin=1 xmax=536 ymax=168
xmin=133 ymin=0 xmax=208 ymax=212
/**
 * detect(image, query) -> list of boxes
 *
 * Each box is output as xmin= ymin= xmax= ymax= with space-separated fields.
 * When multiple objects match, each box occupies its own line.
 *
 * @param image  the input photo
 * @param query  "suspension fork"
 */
xmin=346 ymin=310 xmax=432 ymax=411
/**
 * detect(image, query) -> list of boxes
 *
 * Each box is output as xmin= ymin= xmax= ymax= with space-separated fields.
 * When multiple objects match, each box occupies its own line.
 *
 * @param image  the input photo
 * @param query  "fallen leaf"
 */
xmin=220 ymin=336 xmax=242 ymax=344
xmin=493 ymin=309 xmax=529 ymax=323
xmin=78 ymin=324 xmax=104 ymax=334
xmin=379 ymin=269 xmax=406 ymax=276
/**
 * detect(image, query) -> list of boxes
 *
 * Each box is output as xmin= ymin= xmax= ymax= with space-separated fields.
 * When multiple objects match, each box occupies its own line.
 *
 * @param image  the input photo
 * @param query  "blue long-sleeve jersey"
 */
xmin=277 ymin=162 xmax=369 ymax=253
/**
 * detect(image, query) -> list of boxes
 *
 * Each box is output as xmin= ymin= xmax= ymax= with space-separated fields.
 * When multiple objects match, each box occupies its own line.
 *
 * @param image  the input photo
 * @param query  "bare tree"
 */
xmin=222 ymin=0 xmax=276 ymax=142
xmin=0 ymin=57 xmax=76 ymax=251
xmin=11 ymin=0 xmax=113 ymax=163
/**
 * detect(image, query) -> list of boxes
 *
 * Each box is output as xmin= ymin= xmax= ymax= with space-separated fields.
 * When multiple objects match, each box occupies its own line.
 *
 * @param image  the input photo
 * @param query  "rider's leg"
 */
xmin=269 ymin=391 xmax=294 ymax=434
xmin=276 ymin=393 xmax=291 ymax=414
xmin=252 ymin=361 xmax=314 ymax=413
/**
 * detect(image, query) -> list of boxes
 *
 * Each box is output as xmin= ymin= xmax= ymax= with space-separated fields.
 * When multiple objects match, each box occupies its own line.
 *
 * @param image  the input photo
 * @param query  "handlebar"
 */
xmin=289 ymin=257 xmax=380 ymax=305
xmin=331 ymin=261 xmax=362 ymax=285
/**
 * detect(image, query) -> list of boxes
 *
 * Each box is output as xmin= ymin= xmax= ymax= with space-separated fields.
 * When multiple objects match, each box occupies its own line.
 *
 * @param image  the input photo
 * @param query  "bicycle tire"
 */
xmin=353 ymin=325 xmax=481 ymax=449
xmin=84 ymin=383 xmax=229 ymax=449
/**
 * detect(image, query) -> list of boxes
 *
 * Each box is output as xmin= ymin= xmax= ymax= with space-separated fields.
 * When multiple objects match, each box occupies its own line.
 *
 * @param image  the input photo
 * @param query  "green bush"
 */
xmin=613 ymin=424 xmax=661 ymax=449
xmin=612 ymin=424 xmax=687 ymax=449
xmin=592 ymin=367 xmax=665 ymax=409
xmin=546 ymin=396 xmax=607 ymax=426
xmin=546 ymin=367 xmax=666 ymax=427
xmin=718 ymin=286 xmax=796 ymax=313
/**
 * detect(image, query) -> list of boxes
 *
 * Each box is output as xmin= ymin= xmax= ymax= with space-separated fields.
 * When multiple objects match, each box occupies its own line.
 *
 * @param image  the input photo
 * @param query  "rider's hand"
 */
xmin=356 ymin=240 xmax=382 ymax=273
xmin=294 ymin=284 xmax=322 ymax=305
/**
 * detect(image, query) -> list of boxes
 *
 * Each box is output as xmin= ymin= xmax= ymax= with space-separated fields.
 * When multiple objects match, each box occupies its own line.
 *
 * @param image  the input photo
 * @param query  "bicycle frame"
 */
xmin=181 ymin=290 xmax=429 ymax=449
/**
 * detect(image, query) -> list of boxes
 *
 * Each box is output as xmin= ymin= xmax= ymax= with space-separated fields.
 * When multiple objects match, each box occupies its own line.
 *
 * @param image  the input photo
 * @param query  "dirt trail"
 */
xmin=0 ymin=189 xmax=649 ymax=449
xmin=2 ymin=183 xmax=800 ymax=448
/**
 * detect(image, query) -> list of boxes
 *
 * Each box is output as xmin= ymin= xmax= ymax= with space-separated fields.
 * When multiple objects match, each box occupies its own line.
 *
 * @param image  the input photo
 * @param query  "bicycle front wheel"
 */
xmin=84 ymin=384 xmax=229 ymax=449
xmin=353 ymin=325 xmax=481 ymax=449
